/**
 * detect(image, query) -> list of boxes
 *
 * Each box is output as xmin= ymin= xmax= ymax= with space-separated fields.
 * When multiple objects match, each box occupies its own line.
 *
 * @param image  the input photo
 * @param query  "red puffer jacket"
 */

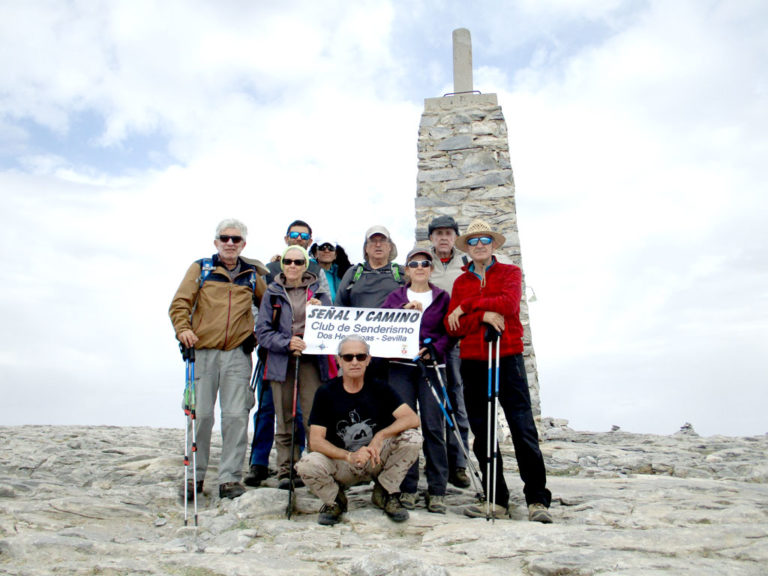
xmin=445 ymin=258 xmax=524 ymax=360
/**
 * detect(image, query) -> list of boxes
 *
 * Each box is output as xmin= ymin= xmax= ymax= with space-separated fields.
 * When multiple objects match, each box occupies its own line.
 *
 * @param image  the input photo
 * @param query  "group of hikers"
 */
xmin=169 ymin=215 xmax=552 ymax=525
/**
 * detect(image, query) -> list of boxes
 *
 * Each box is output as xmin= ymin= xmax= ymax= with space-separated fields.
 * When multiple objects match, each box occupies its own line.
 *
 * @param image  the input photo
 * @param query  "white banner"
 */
xmin=302 ymin=305 xmax=422 ymax=359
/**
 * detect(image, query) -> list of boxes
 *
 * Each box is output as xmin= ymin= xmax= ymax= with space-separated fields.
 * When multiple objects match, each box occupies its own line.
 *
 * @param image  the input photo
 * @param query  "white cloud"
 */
xmin=492 ymin=1 xmax=768 ymax=435
xmin=1 ymin=1 xmax=766 ymax=435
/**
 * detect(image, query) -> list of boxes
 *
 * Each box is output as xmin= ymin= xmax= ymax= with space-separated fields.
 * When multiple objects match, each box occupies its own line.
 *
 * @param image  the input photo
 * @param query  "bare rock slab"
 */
xmin=0 ymin=425 xmax=766 ymax=575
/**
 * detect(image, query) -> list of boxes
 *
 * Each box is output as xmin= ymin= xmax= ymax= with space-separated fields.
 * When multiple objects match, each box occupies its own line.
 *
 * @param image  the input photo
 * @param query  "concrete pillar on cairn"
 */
xmin=414 ymin=28 xmax=542 ymax=427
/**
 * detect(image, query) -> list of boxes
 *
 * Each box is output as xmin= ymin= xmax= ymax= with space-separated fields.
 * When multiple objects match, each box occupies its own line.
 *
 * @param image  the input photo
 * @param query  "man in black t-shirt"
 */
xmin=295 ymin=335 xmax=422 ymax=525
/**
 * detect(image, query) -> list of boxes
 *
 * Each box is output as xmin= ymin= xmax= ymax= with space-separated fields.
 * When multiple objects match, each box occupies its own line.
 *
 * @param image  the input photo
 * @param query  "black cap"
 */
xmin=428 ymin=215 xmax=459 ymax=235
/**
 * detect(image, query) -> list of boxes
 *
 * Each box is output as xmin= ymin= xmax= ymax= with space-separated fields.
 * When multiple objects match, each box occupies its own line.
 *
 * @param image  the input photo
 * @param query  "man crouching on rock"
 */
xmin=296 ymin=335 xmax=422 ymax=525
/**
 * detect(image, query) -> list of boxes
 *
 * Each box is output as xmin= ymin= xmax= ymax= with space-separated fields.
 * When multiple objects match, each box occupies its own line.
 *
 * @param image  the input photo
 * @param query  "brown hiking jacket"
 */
xmin=169 ymin=256 xmax=267 ymax=351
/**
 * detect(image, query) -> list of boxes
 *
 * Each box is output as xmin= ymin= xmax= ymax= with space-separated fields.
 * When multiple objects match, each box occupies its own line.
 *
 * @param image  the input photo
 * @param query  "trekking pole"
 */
xmin=248 ymin=347 xmax=264 ymax=394
xmin=485 ymin=330 xmax=493 ymax=520
xmin=286 ymin=351 xmax=300 ymax=519
xmin=492 ymin=333 xmax=501 ymax=524
xmin=180 ymin=343 xmax=198 ymax=527
xmin=182 ymin=349 xmax=189 ymax=525
xmin=415 ymin=355 xmax=455 ymax=459
xmin=483 ymin=326 xmax=501 ymax=522
xmin=247 ymin=348 xmax=266 ymax=468
xmin=422 ymin=339 xmax=484 ymax=500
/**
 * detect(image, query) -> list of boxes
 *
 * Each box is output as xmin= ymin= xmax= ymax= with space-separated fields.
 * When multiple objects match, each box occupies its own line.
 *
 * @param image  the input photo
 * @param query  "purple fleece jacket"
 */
xmin=381 ymin=282 xmax=452 ymax=363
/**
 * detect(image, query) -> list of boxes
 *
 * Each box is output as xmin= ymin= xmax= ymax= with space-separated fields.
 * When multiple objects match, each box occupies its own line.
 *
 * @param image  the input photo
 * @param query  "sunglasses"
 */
xmin=218 ymin=235 xmax=243 ymax=244
xmin=407 ymin=260 xmax=431 ymax=269
xmin=288 ymin=231 xmax=311 ymax=241
xmin=318 ymin=244 xmax=335 ymax=252
xmin=339 ymin=353 xmax=369 ymax=362
xmin=282 ymin=258 xmax=306 ymax=266
xmin=467 ymin=236 xmax=493 ymax=246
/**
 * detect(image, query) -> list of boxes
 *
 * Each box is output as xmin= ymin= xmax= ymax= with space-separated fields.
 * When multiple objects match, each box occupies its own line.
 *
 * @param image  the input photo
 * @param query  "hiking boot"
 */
xmin=399 ymin=492 xmax=418 ymax=510
xmin=180 ymin=480 xmax=204 ymax=501
xmin=218 ymin=481 xmax=246 ymax=499
xmin=318 ymin=490 xmax=347 ymax=526
xmin=277 ymin=475 xmax=305 ymax=490
xmin=425 ymin=493 xmax=447 ymax=514
xmin=244 ymin=464 xmax=269 ymax=487
xmin=384 ymin=494 xmax=409 ymax=523
xmin=448 ymin=467 xmax=471 ymax=489
xmin=463 ymin=501 xmax=510 ymax=519
xmin=371 ymin=480 xmax=386 ymax=510
xmin=528 ymin=503 xmax=553 ymax=524
xmin=318 ymin=502 xmax=344 ymax=526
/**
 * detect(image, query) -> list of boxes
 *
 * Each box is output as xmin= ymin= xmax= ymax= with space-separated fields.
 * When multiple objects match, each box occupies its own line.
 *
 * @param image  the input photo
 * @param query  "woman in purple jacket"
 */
xmin=381 ymin=247 xmax=451 ymax=514
xmin=255 ymin=245 xmax=333 ymax=489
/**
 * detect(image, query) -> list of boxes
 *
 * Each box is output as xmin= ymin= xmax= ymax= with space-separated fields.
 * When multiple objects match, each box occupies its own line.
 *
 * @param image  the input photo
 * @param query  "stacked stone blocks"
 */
xmin=414 ymin=93 xmax=541 ymax=425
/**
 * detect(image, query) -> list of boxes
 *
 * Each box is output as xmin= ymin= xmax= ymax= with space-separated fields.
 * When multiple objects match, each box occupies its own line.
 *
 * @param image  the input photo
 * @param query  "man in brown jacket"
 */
xmin=169 ymin=218 xmax=266 ymax=499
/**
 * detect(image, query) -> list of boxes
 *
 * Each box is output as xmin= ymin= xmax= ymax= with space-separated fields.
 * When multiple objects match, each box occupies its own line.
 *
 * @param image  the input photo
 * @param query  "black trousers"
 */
xmin=460 ymin=353 xmax=551 ymax=508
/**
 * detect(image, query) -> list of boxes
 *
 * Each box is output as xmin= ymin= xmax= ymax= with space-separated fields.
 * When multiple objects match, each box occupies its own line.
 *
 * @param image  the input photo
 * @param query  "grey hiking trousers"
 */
xmin=187 ymin=346 xmax=254 ymax=485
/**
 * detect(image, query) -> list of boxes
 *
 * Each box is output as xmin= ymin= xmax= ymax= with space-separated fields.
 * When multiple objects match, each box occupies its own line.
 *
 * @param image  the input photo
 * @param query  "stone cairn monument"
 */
xmin=414 ymin=28 xmax=541 ymax=422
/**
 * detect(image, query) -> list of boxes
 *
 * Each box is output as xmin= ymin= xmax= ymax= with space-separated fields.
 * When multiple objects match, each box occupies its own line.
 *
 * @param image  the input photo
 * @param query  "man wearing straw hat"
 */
xmin=445 ymin=219 xmax=552 ymax=523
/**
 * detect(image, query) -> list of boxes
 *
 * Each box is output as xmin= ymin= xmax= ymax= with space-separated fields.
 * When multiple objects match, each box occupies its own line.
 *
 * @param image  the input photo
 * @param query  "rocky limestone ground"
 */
xmin=0 ymin=420 xmax=766 ymax=576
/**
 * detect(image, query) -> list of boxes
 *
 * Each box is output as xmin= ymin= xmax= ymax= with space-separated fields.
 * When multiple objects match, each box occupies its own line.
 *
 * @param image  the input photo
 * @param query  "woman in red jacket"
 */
xmin=445 ymin=219 xmax=552 ymax=523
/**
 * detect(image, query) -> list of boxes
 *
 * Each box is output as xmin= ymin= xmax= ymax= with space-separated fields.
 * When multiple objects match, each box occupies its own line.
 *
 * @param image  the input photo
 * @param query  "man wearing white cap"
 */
xmin=334 ymin=225 xmax=405 ymax=308
xmin=334 ymin=225 xmax=406 ymax=382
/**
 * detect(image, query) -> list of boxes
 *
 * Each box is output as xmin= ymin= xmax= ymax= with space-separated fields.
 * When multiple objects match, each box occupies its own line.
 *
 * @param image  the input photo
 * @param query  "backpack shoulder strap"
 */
xmin=190 ymin=257 xmax=214 ymax=318
xmin=391 ymin=262 xmax=402 ymax=283
xmin=198 ymin=257 xmax=215 ymax=288
xmin=346 ymin=263 xmax=364 ymax=290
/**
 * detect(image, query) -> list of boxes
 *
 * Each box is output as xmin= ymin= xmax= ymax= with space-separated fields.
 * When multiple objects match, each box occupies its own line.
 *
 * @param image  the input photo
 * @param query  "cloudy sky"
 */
xmin=1 ymin=1 xmax=766 ymax=437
